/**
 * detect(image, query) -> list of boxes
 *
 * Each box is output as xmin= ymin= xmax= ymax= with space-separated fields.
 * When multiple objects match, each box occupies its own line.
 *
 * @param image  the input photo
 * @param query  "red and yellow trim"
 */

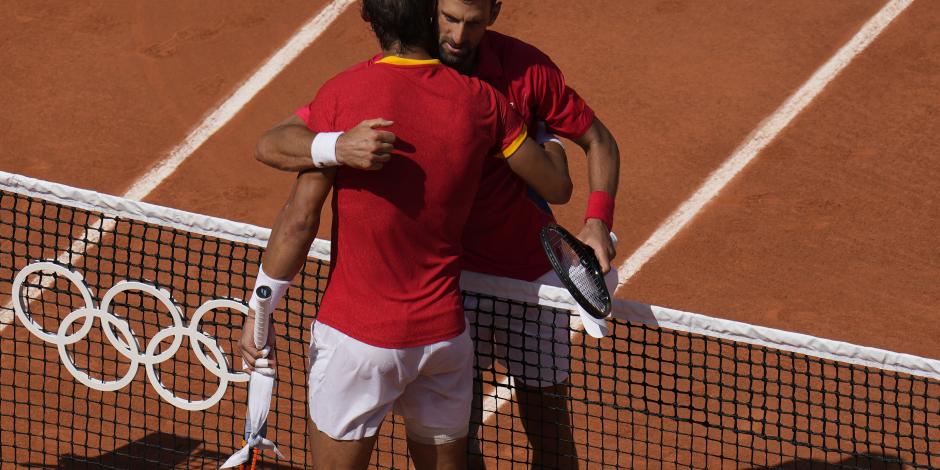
xmin=500 ymin=125 xmax=528 ymax=158
xmin=376 ymin=56 xmax=441 ymax=66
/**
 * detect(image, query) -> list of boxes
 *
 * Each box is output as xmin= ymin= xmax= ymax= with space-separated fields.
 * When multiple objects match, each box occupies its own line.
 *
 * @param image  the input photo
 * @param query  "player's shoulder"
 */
xmin=319 ymin=57 xmax=377 ymax=92
xmin=450 ymin=70 xmax=505 ymax=108
xmin=483 ymin=31 xmax=556 ymax=69
xmin=429 ymin=63 xmax=493 ymax=96
xmin=343 ymin=57 xmax=376 ymax=74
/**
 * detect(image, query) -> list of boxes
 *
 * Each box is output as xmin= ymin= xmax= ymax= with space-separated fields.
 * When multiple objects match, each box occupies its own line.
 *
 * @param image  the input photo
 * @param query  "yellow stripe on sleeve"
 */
xmin=500 ymin=125 xmax=528 ymax=159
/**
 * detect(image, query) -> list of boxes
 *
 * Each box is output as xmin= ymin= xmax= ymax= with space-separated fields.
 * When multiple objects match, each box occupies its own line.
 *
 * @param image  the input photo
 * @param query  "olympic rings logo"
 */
xmin=11 ymin=261 xmax=250 ymax=411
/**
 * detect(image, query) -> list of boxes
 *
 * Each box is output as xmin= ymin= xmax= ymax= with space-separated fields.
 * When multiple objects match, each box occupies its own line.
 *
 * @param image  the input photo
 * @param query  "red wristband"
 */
xmin=584 ymin=191 xmax=615 ymax=230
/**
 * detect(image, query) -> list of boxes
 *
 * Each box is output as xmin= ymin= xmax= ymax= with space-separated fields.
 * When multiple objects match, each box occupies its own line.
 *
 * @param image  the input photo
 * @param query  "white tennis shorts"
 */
xmin=307 ymin=321 xmax=474 ymax=443
xmin=465 ymin=269 xmax=618 ymax=388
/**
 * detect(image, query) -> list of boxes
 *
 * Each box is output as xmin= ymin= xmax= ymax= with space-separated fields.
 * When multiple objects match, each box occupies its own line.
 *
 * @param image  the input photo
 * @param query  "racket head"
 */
xmin=540 ymin=223 xmax=612 ymax=319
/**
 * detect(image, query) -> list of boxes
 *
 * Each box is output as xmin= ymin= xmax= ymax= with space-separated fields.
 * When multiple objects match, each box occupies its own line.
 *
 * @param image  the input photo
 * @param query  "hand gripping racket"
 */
xmin=241 ymin=285 xmax=274 ymax=470
xmin=252 ymin=285 xmax=274 ymax=372
xmin=539 ymin=223 xmax=612 ymax=319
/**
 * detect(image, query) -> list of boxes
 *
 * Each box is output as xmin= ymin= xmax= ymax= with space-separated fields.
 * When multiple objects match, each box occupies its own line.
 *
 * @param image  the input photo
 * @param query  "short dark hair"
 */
xmin=462 ymin=0 xmax=499 ymax=7
xmin=361 ymin=0 xmax=434 ymax=51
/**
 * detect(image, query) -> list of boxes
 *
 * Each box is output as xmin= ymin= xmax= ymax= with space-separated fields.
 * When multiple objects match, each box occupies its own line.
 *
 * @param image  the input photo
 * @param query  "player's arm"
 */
xmin=533 ymin=52 xmax=621 ymax=273
xmin=572 ymin=117 xmax=620 ymax=273
xmin=574 ymin=118 xmax=619 ymax=201
xmin=255 ymin=115 xmax=396 ymax=171
xmin=239 ymin=169 xmax=335 ymax=370
xmin=504 ymin=135 xmax=573 ymax=204
xmin=487 ymin=81 xmax=571 ymax=204
xmin=259 ymin=169 xmax=334 ymax=278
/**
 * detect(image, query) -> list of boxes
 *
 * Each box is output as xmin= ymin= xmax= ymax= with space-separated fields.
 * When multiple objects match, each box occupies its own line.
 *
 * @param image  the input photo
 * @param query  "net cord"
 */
xmin=3 ymin=169 xmax=939 ymax=381
xmin=0 ymin=170 xmax=330 ymax=260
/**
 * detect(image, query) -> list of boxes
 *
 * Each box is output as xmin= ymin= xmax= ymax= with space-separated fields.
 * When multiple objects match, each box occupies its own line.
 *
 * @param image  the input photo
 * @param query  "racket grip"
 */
xmin=252 ymin=286 xmax=273 ymax=351
xmin=609 ymin=232 xmax=619 ymax=248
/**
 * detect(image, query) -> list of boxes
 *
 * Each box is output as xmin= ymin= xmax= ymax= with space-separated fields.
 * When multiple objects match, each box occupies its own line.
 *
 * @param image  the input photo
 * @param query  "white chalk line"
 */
xmin=613 ymin=0 xmax=914 ymax=292
xmin=124 ymin=0 xmax=356 ymax=200
xmin=0 ymin=0 xmax=356 ymax=330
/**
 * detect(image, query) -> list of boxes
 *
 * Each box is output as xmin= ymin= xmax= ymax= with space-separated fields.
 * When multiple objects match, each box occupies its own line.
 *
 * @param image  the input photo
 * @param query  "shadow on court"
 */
xmin=24 ymin=429 xmax=308 ymax=469
xmin=749 ymin=453 xmax=905 ymax=470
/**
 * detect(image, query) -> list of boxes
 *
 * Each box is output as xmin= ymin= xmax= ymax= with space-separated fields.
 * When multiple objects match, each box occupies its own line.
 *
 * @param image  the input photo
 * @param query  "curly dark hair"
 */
xmin=361 ymin=0 xmax=435 ymax=52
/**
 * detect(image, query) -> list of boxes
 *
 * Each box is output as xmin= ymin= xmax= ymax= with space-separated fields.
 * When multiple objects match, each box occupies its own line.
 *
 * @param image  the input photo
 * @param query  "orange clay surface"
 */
xmin=4 ymin=0 xmax=933 ymax=357
xmin=2 ymin=0 xmax=938 ymax=466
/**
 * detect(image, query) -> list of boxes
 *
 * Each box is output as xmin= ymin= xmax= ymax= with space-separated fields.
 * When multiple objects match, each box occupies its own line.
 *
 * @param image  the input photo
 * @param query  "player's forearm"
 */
xmin=573 ymin=119 xmax=619 ymax=269
xmin=260 ymin=205 xmax=319 ymax=280
xmin=255 ymin=124 xmax=319 ymax=172
xmin=578 ymin=119 xmax=620 ymax=196
xmin=260 ymin=171 xmax=334 ymax=280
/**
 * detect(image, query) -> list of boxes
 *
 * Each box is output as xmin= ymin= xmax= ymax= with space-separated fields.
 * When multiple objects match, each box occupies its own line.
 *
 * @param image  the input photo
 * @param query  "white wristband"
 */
xmin=535 ymin=121 xmax=562 ymax=146
xmin=310 ymin=132 xmax=342 ymax=168
xmin=248 ymin=266 xmax=292 ymax=314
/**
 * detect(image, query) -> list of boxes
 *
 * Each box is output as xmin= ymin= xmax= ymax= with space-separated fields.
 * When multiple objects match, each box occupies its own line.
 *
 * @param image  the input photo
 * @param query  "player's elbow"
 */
xmin=543 ymin=178 xmax=573 ymax=205
xmin=255 ymin=131 xmax=296 ymax=171
xmin=281 ymin=206 xmax=320 ymax=244
xmin=254 ymin=136 xmax=280 ymax=169
xmin=281 ymin=174 xmax=331 ymax=238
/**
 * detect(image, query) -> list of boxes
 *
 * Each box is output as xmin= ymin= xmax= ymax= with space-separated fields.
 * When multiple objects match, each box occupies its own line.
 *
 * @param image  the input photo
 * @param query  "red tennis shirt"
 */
xmin=461 ymin=31 xmax=596 ymax=281
xmin=298 ymin=56 xmax=527 ymax=348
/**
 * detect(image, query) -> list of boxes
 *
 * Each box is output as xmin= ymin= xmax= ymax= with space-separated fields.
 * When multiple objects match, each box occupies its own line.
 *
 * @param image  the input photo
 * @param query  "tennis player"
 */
xmin=239 ymin=0 xmax=571 ymax=468
xmin=254 ymin=1 xmax=621 ymax=467
xmin=436 ymin=2 xmax=620 ymax=468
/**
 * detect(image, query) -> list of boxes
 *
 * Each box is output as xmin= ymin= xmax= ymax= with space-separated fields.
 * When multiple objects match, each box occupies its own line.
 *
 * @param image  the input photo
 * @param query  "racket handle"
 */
xmin=609 ymin=232 xmax=619 ymax=248
xmin=252 ymin=285 xmax=272 ymax=351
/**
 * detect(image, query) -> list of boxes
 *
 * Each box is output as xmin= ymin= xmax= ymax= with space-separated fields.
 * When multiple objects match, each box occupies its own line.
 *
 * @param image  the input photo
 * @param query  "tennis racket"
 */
xmin=539 ymin=223 xmax=612 ymax=319
xmin=240 ymin=285 xmax=274 ymax=470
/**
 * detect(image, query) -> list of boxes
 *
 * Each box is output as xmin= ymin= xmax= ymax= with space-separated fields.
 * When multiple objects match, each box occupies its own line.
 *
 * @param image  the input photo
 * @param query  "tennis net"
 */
xmin=1 ymin=171 xmax=938 ymax=469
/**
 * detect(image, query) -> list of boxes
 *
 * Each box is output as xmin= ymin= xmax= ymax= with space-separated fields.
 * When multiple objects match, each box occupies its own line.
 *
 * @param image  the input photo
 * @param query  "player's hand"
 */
xmin=578 ymin=219 xmax=616 ymax=274
xmin=335 ymin=118 xmax=396 ymax=170
xmin=239 ymin=313 xmax=278 ymax=372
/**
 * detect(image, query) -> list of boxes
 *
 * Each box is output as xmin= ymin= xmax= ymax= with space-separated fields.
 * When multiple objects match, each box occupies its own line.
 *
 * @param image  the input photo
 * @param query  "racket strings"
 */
xmin=546 ymin=231 xmax=608 ymax=313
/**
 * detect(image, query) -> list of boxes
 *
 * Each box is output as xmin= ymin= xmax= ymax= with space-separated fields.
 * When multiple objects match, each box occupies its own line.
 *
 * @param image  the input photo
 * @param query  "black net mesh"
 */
xmin=1 ymin=187 xmax=938 ymax=469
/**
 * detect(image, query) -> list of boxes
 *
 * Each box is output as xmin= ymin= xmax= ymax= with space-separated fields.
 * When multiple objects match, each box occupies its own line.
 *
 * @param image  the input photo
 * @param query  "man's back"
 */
xmin=299 ymin=56 xmax=526 ymax=348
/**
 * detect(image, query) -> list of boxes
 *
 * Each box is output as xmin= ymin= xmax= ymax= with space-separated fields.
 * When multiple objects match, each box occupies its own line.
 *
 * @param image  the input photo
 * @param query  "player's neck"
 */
xmin=382 ymin=43 xmax=433 ymax=61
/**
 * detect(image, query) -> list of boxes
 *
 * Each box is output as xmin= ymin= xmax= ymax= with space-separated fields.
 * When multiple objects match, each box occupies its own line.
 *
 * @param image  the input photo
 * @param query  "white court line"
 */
xmin=482 ymin=0 xmax=915 ymax=427
xmin=614 ymin=0 xmax=914 ymax=292
xmin=480 ymin=376 xmax=515 ymax=422
xmin=0 ymin=0 xmax=356 ymax=330
xmin=125 ymin=0 xmax=356 ymax=200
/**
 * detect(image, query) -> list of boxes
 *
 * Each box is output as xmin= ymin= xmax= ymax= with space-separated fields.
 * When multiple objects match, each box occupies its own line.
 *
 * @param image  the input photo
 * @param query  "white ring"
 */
xmin=145 ymin=327 xmax=231 ymax=411
xmin=10 ymin=261 xmax=254 ymax=410
xmin=100 ymin=281 xmax=185 ymax=364
xmin=191 ymin=299 xmax=251 ymax=383
xmin=57 ymin=307 xmax=140 ymax=392
xmin=12 ymin=262 xmax=96 ymax=344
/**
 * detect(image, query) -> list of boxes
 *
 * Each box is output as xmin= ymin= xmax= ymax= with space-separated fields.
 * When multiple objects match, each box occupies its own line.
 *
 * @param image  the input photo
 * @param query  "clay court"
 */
xmin=1 ymin=0 xmax=938 ymax=468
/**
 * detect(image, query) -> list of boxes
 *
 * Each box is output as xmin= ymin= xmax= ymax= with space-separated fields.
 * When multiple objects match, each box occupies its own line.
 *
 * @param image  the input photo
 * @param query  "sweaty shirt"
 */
xmin=298 ymin=56 xmax=527 ymax=348
xmin=461 ymin=31 xmax=596 ymax=281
